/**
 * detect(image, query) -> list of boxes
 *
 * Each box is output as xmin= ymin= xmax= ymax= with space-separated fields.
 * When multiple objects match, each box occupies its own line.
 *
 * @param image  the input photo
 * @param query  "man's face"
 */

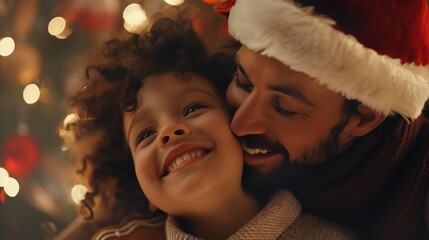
xmin=226 ymin=46 xmax=351 ymax=176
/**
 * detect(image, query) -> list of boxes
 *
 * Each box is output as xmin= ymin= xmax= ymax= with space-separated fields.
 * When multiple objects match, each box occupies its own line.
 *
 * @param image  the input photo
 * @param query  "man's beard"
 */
xmin=242 ymin=119 xmax=349 ymax=204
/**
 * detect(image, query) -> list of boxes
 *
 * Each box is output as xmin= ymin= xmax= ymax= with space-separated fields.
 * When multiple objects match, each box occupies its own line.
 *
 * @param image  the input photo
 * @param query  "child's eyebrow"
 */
xmin=183 ymin=87 xmax=226 ymax=111
xmin=183 ymin=87 xmax=219 ymax=99
xmin=126 ymin=110 xmax=148 ymax=146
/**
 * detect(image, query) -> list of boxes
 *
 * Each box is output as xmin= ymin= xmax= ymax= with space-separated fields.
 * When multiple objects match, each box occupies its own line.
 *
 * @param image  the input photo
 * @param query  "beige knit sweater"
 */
xmin=166 ymin=190 xmax=358 ymax=239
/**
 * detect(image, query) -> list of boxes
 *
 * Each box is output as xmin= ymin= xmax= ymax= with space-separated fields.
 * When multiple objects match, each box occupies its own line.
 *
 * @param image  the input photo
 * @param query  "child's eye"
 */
xmin=183 ymin=102 xmax=207 ymax=117
xmin=136 ymin=128 xmax=156 ymax=146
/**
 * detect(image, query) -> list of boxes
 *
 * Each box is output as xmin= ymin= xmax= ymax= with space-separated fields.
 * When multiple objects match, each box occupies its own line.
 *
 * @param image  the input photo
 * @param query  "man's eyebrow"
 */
xmin=268 ymin=85 xmax=315 ymax=106
xmin=236 ymin=55 xmax=314 ymax=107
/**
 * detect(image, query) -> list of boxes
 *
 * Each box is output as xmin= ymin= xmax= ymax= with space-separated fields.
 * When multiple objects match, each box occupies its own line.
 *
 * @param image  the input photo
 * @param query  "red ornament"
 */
xmin=2 ymin=134 xmax=41 ymax=178
xmin=0 ymin=189 xmax=5 ymax=203
xmin=67 ymin=0 xmax=120 ymax=34
xmin=202 ymin=0 xmax=219 ymax=4
xmin=76 ymin=10 xmax=118 ymax=33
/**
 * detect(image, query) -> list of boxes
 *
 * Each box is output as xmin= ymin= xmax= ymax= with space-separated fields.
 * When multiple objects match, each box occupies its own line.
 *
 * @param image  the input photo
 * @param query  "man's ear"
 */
xmin=344 ymin=104 xmax=386 ymax=137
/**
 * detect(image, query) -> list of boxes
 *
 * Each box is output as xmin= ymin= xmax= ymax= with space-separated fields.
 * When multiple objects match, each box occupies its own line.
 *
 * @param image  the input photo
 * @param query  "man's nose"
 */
xmin=230 ymin=93 xmax=269 ymax=137
xmin=158 ymin=122 xmax=190 ymax=146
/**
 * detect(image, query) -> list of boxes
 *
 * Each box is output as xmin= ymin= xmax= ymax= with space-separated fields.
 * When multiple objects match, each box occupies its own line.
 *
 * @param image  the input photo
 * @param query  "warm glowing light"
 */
xmin=61 ymin=144 xmax=68 ymax=152
xmin=71 ymin=184 xmax=88 ymax=204
xmin=0 ymin=37 xmax=15 ymax=57
xmin=63 ymin=113 xmax=80 ymax=127
xmin=23 ymin=83 xmax=40 ymax=104
xmin=123 ymin=21 xmax=147 ymax=34
xmin=0 ymin=168 xmax=9 ymax=187
xmin=164 ymin=0 xmax=185 ymax=5
xmin=123 ymin=3 xmax=147 ymax=32
xmin=60 ymin=113 xmax=80 ymax=143
xmin=122 ymin=3 xmax=148 ymax=33
xmin=56 ymin=27 xmax=73 ymax=40
xmin=48 ymin=17 xmax=67 ymax=36
xmin=4 ymin=177 xmax=19 ymax=197
xmin=123 ymin=3 xmax=142 ymax=19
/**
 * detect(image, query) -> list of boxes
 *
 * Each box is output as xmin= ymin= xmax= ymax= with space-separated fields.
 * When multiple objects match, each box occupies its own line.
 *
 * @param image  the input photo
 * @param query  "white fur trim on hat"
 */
xmin=228 ymin=0 xmax=429 ymax=120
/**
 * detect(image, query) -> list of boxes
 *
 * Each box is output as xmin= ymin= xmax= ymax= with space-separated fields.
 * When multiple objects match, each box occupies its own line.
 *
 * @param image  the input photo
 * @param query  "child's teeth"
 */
xmin=167 ymin=149 xmax=205 ymax=174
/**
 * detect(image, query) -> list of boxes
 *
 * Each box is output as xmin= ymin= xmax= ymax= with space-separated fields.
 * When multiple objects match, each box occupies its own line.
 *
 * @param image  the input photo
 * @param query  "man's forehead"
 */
xmin=236 ymin=47 xmax=312 ymax=83
xmin=236 ymin=46 xmax=296 ymax=77
xmin=236 ymin=45 xmax=341 ymax=104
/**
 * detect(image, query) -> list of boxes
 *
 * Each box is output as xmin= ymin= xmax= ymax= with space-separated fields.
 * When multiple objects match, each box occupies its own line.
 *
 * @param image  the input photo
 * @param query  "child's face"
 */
xmin=123 ymin=72 xmax=243 ymax=215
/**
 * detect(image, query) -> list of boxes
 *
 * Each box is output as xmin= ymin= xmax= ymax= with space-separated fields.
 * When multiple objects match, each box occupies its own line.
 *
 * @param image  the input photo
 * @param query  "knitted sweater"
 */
xmin=166 ymin=190 xmax=358 ymax=239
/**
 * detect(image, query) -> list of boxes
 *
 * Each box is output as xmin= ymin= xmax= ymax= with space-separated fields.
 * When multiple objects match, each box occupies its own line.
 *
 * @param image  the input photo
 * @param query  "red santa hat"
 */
xmin=216 ymin=0 xmax=429 ymax=120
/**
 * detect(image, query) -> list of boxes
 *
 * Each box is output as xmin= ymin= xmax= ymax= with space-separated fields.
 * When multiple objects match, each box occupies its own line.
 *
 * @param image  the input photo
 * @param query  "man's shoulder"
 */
xmin=280 ymin=213 xmax=359 ymax=240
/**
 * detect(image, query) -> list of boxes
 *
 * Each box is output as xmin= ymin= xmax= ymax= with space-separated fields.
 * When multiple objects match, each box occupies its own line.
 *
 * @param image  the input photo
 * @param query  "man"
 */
xmin=216 ymin=0 xmax=429 ymax=239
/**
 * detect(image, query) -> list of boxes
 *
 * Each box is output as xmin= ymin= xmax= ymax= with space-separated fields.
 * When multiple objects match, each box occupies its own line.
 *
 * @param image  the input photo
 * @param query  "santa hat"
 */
xmin=216 ymin=0 xmax=429 ymax=120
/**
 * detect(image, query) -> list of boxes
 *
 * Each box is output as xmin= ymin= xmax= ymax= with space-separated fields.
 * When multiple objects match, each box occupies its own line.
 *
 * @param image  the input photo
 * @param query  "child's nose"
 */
xmin=159 ymin=123 xmax=190 ymax=145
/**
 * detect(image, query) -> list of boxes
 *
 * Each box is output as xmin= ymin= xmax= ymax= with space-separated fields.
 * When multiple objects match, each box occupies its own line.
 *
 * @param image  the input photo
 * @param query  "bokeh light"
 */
xmin=164 ymin=0 xmax=185 ymax=6
xmin=122 ymin=3 xmax=147 ymax=33
xmin=55 ymin=27 xmax=73 ymax=40
xmin=60 ymin=145 xmax=68 ymax=152
xmin=0 ymin=168 xmax=9 ymax=187
xmin=23 ymin=83 xmax=41 ymax=104
xmin=4 ymin=177 xmax=20 ymax=197
xmin=63 ymin=113 xmax=80 ymax=127
xmin=122 ymin=3 xmax=142 ymax=19
xmin=48 ymin=17 xmax=66 ymax=36
xmin=71 ymin=184 xmax=88 ymax=204
xmin=59 ymin=113 xmax=80 ymax=144
xmin=0 ymin=37 xmax=15 ymax=57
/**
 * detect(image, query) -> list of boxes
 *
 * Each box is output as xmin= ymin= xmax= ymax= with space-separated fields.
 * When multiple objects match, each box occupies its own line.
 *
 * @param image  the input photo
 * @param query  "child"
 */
xmin=59 ymin=14 xmax=357 ymax=239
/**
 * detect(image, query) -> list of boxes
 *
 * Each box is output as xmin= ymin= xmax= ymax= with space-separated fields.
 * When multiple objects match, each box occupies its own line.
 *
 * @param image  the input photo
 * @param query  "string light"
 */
xmin=60 ymin=144 xmax=68 ymax=152
xmin=164 ymin=0 xmax=185 ymax=6
xmin=4 ymin=177 xmax=19 ymax=197
xmin=23 ymin=83 xmax=40 ymax=104
xmin=71 ymin=184 xmax=88 ymax=204
xmin=48 ymin=17 xmax=67 ymax=36
xmin=123 ymin=3 xmax=147 ymax=33
xmin=55 ymin=27 xmax=72 ymax=40
xmin=0 ymin=168 xmax=9 ymax=187
xmin=122 ymin=3 xmax=142 ymax=19
xmin=0 ymin=37 xmax=15 ymax=57
xmin=63 ymin=113 xmax=79 ymax=127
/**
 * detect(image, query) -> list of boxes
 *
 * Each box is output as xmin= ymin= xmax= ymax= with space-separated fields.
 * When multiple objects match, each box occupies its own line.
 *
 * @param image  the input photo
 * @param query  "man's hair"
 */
xmin=59 ymin=16 xmax=235 ymax=219
xmin=342 ymin=99 xmax=360 ymax=120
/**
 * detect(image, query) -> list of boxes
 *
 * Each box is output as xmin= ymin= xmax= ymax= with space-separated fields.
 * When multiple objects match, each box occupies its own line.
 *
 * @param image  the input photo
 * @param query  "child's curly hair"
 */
xmin=59 ymin=14 xmax=236 ymax=220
